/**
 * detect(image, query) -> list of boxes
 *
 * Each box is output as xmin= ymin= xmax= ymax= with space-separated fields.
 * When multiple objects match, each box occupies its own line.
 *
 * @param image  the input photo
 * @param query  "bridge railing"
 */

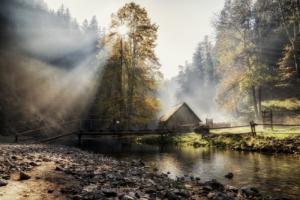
xmin=15 ymin=119 xmax=162 ymax=143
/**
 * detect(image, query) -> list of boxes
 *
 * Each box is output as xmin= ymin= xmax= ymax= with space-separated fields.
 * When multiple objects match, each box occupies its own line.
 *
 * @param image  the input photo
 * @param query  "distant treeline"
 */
xmin=160 ymin=0 xmax=300 ymax=121
xmin=0 ymin=0 xmax=102 ymax=133
xmin=0 ymin=0 xmax=103 ymax=69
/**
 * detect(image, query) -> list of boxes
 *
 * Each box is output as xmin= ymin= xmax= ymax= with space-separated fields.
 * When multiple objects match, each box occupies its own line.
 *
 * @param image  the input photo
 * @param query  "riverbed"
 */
xmin=56 ymin=138 xmax=300 ymax=199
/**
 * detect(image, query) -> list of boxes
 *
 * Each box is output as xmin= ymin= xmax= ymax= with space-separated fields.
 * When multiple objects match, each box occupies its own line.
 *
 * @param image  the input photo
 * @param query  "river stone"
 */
xmin=153 ymin=167 xmax=159 ymax=172
xmin=48 ymin=188 xmax=54 ymax=193
xmin=207 ymin=192 xmax=215 ymax=198
xmin=241 ymin=187 xmax=252 ymax=196
xmin=122 ymin=195 xmax=134 ymax=200
xmin=225 ymin=172 xmax=233 ymax=179
xmin=138 ymin=159 xmax=146 ymax=166
xmin=20 ymin=172 xmax=31 ymax=179
xmin=0 ymin=179 xmax=8 ymax=186
xmin=250 ymin=186 xmax=259 ymax=193
xmin=203 ymin=186 xmax=212 ymax=191
xmin=131 ymin=159 xmax=138 ymax=166
xmin=226 ymin=185 xmax=238 ymax=192
xmin=215 ymin=192 xmax=230 ymax=200
xmin=102 ymin=188 xmax=117 ymax=196
xmin=166 ymin=191 xmax=180 ymax=200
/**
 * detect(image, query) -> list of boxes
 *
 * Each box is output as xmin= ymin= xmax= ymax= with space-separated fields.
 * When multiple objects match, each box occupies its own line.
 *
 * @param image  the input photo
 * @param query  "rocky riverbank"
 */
xmin=0 ymin=144 xmax=293 ymax=200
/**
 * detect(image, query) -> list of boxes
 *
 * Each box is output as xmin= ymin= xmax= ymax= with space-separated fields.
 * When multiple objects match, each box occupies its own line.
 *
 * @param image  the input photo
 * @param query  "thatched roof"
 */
xmin=158 ymin=102 xmax=201 ymax=122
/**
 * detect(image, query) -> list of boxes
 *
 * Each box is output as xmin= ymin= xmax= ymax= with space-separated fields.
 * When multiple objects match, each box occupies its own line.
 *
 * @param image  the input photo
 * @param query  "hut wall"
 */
xmin=165 ymin=104 xmax=200 ymax=129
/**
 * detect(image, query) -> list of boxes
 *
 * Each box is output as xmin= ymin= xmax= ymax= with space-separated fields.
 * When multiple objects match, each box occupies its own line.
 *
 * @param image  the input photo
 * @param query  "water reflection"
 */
xmin=57 ymin=139 xmax=300 ymax=198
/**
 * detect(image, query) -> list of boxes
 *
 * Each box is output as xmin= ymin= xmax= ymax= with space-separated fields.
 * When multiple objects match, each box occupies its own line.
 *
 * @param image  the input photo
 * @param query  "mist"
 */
xmin=0 ymin=0 xmax=104 ymax=135
xmin=157 ymin=38 xmax=229 ymax=123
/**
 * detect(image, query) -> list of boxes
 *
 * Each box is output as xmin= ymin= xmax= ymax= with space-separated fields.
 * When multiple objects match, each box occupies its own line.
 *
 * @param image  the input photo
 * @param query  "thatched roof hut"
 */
xmin=158 ymin=102 xmax=201 ymax=129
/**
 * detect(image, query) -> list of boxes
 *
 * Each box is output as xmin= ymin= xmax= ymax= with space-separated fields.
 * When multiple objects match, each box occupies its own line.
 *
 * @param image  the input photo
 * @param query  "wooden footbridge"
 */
xmin=15 ymin=117 xmax=300 ymax=147
xmin=15 ymin=119 xmax=173 ymax=146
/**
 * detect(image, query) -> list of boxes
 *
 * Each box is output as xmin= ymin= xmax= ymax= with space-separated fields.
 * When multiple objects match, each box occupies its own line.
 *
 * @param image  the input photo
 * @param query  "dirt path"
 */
xmin=0 ymin=161 xmax=80 ymax=200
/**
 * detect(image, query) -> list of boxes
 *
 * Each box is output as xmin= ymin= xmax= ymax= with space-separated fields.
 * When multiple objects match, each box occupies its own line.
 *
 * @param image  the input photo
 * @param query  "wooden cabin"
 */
xmin=158 ymin=102 xmax=201 ymax=129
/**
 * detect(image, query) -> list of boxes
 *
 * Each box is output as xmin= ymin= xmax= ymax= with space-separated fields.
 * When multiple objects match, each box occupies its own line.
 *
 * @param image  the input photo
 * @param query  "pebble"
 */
xmin=0 ymin=179 xmax=8 ymax=186
xmin=20 ymin=172 xmax=31 ymax=179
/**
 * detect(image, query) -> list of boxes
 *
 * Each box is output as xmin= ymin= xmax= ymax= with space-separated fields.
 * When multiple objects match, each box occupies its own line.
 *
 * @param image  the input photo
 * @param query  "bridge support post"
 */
xmin=78 ymin=134 xmax=82 ymax=147
xmin=15 ymin=135 xmax=18 ymax=143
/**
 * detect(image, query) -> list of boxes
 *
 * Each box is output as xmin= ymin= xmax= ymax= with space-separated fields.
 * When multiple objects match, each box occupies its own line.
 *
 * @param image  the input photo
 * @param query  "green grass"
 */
xmin=116 ymin=127 xmax=300 ymax=149
xmin=232 ymin=98 xmax=300 ymax=125
xmin=0 ymin=135 xmax=34 ymax=143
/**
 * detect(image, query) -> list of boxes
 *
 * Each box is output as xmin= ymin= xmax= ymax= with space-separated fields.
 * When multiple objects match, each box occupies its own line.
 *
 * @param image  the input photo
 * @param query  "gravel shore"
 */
xmin=0 ymin=144 xmax=292 ymax=200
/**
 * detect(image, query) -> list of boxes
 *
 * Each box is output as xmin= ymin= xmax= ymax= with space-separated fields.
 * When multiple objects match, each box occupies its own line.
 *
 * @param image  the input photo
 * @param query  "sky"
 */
xmin=44 ymin=0 xmax=225 ymax=79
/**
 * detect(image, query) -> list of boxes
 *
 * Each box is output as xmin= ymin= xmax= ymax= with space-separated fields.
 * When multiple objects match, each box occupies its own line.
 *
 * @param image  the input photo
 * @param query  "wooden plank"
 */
xmin=209 ymin=125 xmax=250 ymax=129
xmin=39 ymin=132 xmax=77 ymax=143
xmin=257 ymin=124 xmax=300 ymax=126
xmin=78 ymin=131 xmax=169 ymax=136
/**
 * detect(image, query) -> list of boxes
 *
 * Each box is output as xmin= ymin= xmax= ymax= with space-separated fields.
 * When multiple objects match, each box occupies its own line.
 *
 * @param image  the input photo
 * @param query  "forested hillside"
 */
xmin=0 ymin=0 xmax=103 ymax=136
xmin=161 ymin=0 xmax=300 ymax=124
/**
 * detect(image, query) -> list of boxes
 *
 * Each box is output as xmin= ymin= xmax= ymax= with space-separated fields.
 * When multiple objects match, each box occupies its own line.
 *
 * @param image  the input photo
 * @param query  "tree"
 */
xmin=95 ymin=2 xmax=163 ymax=128
xmin=81 ymin=19 xmax=89 ymax=34
xmin=275 ymin=0 xmax=300 ymax=87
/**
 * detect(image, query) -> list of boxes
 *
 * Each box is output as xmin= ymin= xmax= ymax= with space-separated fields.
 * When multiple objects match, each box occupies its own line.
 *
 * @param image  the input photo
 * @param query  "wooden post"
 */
xmin=78 ymin=134 xmax=82 ymax=147
xmin=270 ymin=109 xmax=273 ymax=130
xmin=262 ymin=110 xmax=266 ymax=129
xmin=78 ymin=120 xmax=81 ymax=132
xmin=90 ymin=120 xmax=93 ymax=132
xmin=15 ymin=135 xmax=18 ymax=143
xmin=250 ymin=121 xmax=256 ymax=137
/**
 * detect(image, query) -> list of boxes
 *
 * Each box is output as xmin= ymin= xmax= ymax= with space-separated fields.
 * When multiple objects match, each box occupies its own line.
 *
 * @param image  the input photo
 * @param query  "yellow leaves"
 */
xmin=94 ymin=2 xmax=162 ymax=121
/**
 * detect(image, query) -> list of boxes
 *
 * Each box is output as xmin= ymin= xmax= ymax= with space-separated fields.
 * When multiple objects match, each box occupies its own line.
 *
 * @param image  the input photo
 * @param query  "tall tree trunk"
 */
xmin=258 ymin=86 xmax=262 ymax=117
xmin=292 ymin=44 xmax=300 ymax=87
xmin=235 ymin=103 xmax=239 ymax=118
xmin=120 ymin=37 xmax=124 ymax=127
xmin=252 ymin=86 xmax=258 ymax=119
xmin=292 ymin=7 xmax=300 ymax=87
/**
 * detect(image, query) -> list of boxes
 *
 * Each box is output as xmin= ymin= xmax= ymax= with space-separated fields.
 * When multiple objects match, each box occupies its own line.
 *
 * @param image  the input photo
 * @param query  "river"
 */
xmin=56 ymin=138 xmax=300 ymax=199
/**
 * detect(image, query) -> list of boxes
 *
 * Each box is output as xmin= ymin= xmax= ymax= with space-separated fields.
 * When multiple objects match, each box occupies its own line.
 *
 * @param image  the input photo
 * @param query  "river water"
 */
xmin=57 ymin=138 xmax=300 ymax=198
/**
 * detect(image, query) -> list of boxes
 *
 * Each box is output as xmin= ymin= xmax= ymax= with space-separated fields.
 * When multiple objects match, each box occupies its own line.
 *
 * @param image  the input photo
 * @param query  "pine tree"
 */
xmin=81 ymin=19 xmax=89 ymax=34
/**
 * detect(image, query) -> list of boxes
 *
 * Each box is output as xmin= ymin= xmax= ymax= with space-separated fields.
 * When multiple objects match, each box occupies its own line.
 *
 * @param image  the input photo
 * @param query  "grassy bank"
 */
xmin=115 ymin=128 xmax=300 ymax=152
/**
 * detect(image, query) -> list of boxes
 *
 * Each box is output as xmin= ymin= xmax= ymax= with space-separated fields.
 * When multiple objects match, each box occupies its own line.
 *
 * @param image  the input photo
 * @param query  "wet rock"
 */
xmin=250 ymin=186 xmax=259 ymax=193
xmin=241 ymin=187 xmax=252 ymax=196
xmin=282 ymin=197 xmax=291 ymax=200
xmin=261 ymin=145 xmax=273 ymax=152
xmin=2 ymin=175 xmax=10 ymax=180
xmin=226 ymin=185 xmax=238 ymax=192
xmin=55 ymin=166 xmax=63 ymax=171
xmin=204 ymin=181 xmax=213 ymax=186
xmin=215 ymin=192 xmax=230 ymax=200
xmin=131 ymin=159 xmax=139 ymax=166
xmin=48 ymin=189 xmax=54 ymax=193
xmin=203 ymin=186 xmax=212 ymax=191
xmin=166 ymin=191 xmax=180 ymax=200
xmin=153 ymin=167 xmax=159 ymax=172
xmin=20 ymin=172 xmax=31 ymax=179
xmin=195 ymin=177 xmax=200 ymax=180
xmin=207 ymin=192 xmax=215 ymax=198
xmin=122 ymin=195 xmax=134 ymax=200
xmin=102 ymin=188 xmax=117 ymax=196
xmin=0 ymin=179 xmax=8 ymax=186
xmin=224 ymin=172 xmax=233 ymax=179
xmin=138 ymin=159 xmax=146 ymax=166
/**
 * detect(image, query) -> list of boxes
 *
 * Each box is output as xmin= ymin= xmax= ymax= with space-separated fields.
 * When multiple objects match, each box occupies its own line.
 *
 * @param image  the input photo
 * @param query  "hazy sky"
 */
xmin=44 ymin=0 xmax=225 ymax=79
